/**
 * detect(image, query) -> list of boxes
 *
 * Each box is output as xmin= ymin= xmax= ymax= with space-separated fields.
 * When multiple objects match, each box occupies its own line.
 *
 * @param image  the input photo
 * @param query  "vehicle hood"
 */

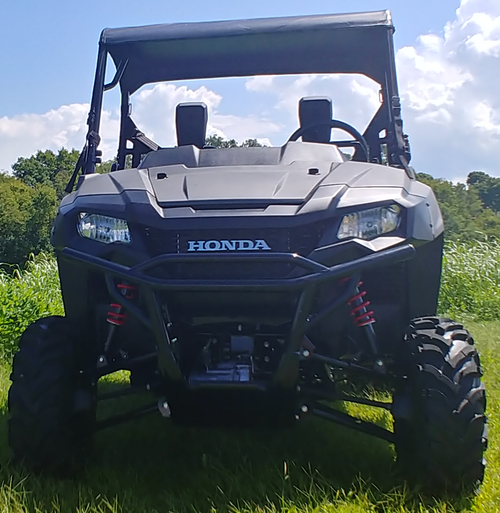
xmin=62 ymin=158 xmax=415 ymax=220
xmin=148 ymin=164 xmax=329 ymax=207
xmin=146 ymin=161 xmax=410 ymax=209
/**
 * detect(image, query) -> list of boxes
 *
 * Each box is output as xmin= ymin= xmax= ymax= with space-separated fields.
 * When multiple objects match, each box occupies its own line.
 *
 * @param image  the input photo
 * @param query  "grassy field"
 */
xmin=0 ymin=245 xmax=498 ymax=512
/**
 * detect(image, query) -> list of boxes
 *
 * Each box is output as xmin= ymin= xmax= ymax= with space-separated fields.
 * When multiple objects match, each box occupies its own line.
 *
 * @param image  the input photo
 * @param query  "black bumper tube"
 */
xmin=61 ymin=244 xmax=415 ymax=389
xmin=62 ymin=244 xmax=414 ymax=292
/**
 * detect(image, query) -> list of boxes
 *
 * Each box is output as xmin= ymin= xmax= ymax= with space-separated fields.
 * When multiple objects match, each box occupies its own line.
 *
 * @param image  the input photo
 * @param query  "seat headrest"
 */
xmin=176 ymin=102 xmax=208 ymax=148
xmin=299 ymin=97 xmax=333 ymax=143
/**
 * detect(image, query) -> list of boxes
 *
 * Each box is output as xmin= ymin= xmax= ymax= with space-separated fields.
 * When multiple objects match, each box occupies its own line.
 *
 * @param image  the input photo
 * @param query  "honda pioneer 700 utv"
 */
xmin=8 ymin=10 xmax=487 ymax=492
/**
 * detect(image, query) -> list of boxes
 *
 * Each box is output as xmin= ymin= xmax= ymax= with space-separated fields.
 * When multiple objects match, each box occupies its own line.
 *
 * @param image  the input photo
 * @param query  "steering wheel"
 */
xmin=287 ymin=119 xmax=369 ymax=161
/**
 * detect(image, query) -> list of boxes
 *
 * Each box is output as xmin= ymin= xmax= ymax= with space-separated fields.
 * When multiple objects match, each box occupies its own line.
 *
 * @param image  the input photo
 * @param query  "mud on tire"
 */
xmin=8 ymin=316 xmax=96 ymax=474
xmin=392 ymin=316 xmax=488 ymax=493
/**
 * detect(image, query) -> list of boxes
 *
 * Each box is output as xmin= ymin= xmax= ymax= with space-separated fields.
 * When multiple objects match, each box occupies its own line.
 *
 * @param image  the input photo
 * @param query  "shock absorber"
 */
xmin=347 ymin=281 xmax=375 ymax=327
xmin=104 ymin=284 xmax=137 ymax=353
xmin=345 ymin=279 xmax=379 ymax=357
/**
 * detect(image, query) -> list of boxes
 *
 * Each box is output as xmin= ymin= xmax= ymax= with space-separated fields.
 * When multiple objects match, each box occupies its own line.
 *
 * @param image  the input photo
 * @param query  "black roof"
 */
xmin=101 ymin=11 xmax=394 ymax=94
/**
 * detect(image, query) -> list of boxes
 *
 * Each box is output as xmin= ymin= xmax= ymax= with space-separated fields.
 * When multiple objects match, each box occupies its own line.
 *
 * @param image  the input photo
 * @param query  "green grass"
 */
xmin=439 ymin=239 xmax=500 ymax=320
xmin=0 ymin=245 xmax=498 ymax=511
xmin=0 ymin=321 xmax=497 ymax=512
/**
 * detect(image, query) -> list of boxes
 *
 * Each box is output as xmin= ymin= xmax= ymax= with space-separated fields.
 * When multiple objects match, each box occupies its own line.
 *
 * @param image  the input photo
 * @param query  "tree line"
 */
xmin=1 ymin=144 xmax=500 ymax=266
xmin=416 ymin=171 xmax=500 ymax=241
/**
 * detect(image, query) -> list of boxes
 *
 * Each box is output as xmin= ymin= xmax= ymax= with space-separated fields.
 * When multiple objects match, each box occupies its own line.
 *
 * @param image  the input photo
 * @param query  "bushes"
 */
xmin=0 ymin=254 xmax=63 ymax=357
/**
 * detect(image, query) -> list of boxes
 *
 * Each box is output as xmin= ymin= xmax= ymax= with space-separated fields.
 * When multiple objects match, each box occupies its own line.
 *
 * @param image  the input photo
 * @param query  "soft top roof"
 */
xmin=101 ymin=10 xmax=394 ymax=94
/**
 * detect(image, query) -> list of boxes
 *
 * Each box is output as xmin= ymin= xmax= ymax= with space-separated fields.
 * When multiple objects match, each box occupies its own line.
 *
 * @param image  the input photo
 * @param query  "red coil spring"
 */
xmin=118 ymin=283 xmax=136 ymax=298
xmin=107 ymin=284 xmax=136 ymax=326
xmin=344 ymin=279 xmax=376 ymax=327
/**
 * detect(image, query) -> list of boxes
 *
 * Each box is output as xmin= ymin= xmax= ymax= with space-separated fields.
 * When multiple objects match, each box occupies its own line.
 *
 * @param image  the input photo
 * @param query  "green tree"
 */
xmin=205 ymin=135 xmax=264 ymax=148
xmin=417 ymin=172 xmax=500 ymax=241
xmin=205 ymin=135 xmax=239 ymax=148
xmin=2 ymin=147 xmax=114 ymax=266
xmin=12 ymin=148 xmax=114 ymax=199
xmin=0 ymin=174 xmax=58 ymax=265
xmin=467 ymin=171 xmax=500 ymax=212
xmin=96 ymin=159 xmax=115 ymax=174
xmin=240 ymin=138 xmax=263 ymax=147
xmin=12 ymin=148 xmax=80 ymax=200
xmin=25 ymin=186 xmax=59 ymax=255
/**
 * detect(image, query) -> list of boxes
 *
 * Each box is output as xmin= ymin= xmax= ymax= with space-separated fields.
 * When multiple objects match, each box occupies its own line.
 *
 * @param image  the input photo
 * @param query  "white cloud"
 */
xmin=0 ymin=83 xmax=279 ymax=171
xmin=397 ymin=0 xmax=500 ymax=179
xmin=0 ymin=105 xmax=88 ymax=171
xmin=0 ymin=104 xmax=121 ymax=172
xmin=209 ymin=114 xmax=281 ymax=141
xmin=243 ymin=74 xmax=380 ymax=137
xmin=246 ymin=76 xmax=275 ymax=92
xmin=133 ymin=83 xmax=281 ymax=144
xmin=132 ymin=83 xmax=222 ymax=145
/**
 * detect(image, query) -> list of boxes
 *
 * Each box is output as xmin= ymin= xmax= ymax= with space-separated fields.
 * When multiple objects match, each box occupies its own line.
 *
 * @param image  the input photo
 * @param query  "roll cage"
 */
xmin=69 ymin=10 xmax=412 ymax=191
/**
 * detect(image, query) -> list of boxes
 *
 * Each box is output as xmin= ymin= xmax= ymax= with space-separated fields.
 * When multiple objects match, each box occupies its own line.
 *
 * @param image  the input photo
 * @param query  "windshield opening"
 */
xmin=129 ymin=74 xmax=380 ymax=149
xmin=99 ymin=72 xmax=381 ymax=169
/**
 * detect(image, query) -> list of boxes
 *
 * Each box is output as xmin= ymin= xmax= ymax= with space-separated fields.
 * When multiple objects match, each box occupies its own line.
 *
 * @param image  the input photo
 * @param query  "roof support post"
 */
xmin=84 ymin=45 xmax=107 ymax=175
xmin=384 ymin=30 xmax=412 ymax=171
xmin=117 ymin=90 xmax=130 ymax=170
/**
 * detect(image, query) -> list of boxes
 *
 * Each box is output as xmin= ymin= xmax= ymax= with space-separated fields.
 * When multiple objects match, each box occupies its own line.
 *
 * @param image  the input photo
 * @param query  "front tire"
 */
xmin=392 ymin=317 xmax=487 ymax=493
xmin=8 ymin=316 xmax=96 ymax=473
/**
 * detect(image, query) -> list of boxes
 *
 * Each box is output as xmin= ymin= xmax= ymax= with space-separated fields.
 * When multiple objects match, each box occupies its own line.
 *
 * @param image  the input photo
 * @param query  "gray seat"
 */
xmin=298 ymin=97 xmax=333 ymax=143
xmin=176 ymin=102 xmax=208 ymax=148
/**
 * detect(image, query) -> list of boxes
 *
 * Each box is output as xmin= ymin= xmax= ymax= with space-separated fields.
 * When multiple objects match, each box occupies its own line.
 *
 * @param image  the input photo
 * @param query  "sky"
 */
xmin=0 ymin=0 xmax=499 ymax=182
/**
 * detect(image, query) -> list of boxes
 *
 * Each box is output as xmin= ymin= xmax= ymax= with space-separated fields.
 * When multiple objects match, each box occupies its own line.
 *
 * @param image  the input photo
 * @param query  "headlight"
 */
xmin=78 ymin=213 xmax=131 ymax=244
xmin=337 ymin=204 xmax=401 ymax=240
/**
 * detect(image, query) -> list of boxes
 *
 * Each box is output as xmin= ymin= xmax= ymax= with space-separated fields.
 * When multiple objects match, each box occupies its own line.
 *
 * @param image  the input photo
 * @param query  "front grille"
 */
xmin=141 ymin=224 xmax=325 ymax=279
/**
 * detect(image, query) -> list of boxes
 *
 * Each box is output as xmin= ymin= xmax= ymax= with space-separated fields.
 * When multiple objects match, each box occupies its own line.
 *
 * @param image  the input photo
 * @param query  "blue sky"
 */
xmin=1 ymin=0 xmax=499 ymax=181
xmin=0 ymin=0 xmax=458 ymax=116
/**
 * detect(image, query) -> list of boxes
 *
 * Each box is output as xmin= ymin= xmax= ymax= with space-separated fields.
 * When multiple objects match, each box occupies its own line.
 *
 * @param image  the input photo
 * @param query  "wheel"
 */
xmin=392 ymin=316 xmax=487 ymax=494
xmin=8 ymin=316 xmax=96 ymax=473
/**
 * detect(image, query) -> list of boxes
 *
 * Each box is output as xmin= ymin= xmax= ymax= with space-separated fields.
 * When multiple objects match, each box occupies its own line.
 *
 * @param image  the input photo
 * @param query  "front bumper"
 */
xmin=61 ymin=243 xmax=415 ymax=393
